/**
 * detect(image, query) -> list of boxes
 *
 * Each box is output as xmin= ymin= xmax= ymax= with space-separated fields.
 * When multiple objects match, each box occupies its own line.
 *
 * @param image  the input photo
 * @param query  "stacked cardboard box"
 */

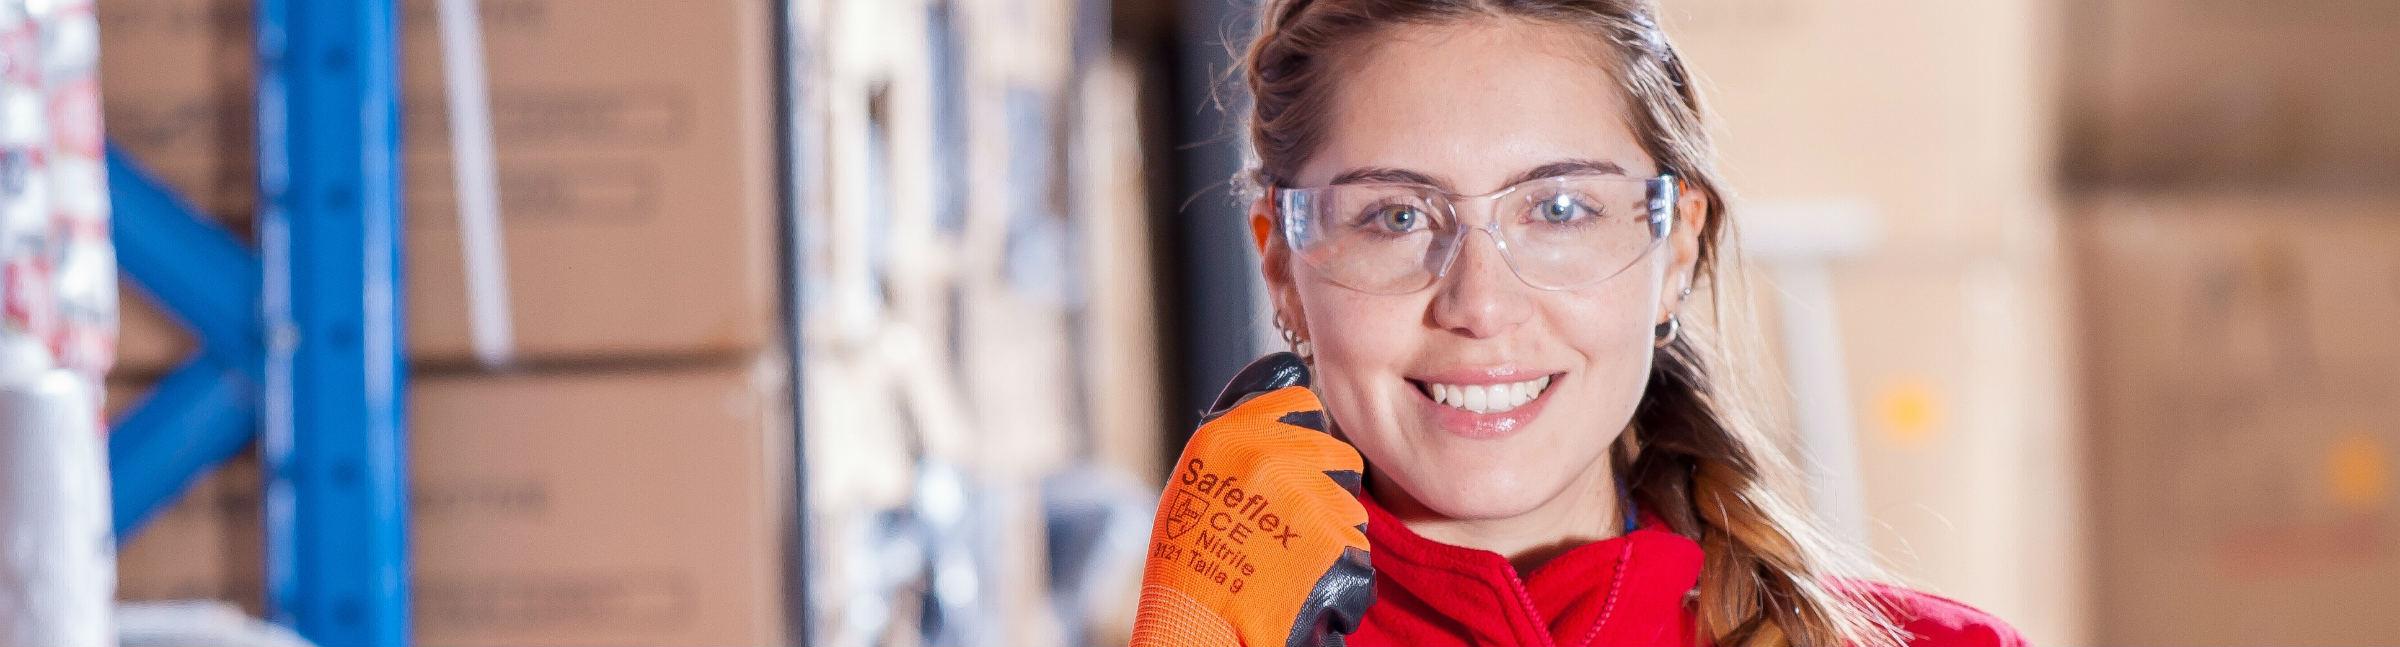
xmin=1665 ymin=1 xmax=2084 ymax=643
xmin=784 ymin=0 xmax=1174 ymax=643
xmin=113 ymin=365 xmax=793 ymax=646
xmin=100 ymin=1 xmax=791 ymax=645
xmin=2061 ymin=1 xmax=2400 ymax=644
xmin=2074 ymin=194 xmax=2400 ymax=646
xmin=1664 ymin=0 xmax=2061 ymax=255
xmin=110 ymin=0 xmax=1169 ymax=644
xmin=2065 ymin=0 xmax=2400 ymax=190
xmin=103 ymin=0 xmax=777 ymax=373
xmin=797 ymin=0 xmax=1087 ymax=643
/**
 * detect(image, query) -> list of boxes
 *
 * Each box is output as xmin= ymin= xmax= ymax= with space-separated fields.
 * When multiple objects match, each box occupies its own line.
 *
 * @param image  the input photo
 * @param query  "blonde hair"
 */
xmin=1239 ymin=1 xmax=1905 ymax=645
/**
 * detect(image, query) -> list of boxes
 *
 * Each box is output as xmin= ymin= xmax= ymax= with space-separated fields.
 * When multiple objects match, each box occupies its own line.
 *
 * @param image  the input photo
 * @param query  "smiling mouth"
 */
xmin=1407 ymin=374 xmax=1559 ymax=415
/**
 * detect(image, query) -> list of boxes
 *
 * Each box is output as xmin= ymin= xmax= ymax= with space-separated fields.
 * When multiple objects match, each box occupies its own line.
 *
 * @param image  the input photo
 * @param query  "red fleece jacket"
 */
xmin=1347 ymin=494 xmax=2027 ymax=647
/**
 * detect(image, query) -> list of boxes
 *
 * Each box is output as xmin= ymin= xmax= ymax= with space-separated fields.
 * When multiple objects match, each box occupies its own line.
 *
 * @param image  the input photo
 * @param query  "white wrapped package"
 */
xmin=118 ymin=602 xmax=315 ymax=647
xmin=0 ymin=0 xmax=114 ymax=390
xmin=0 ymin=338 xmax=113 ymax=647
xmin=0 ymin=0 xmax=118 ymax=641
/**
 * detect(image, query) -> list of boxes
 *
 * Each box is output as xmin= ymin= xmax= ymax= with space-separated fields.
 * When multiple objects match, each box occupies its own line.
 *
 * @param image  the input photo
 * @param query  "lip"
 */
xmin=1405 ymin=367 xmax=1559 ymax=386
xmin=1404 ymin=369 xmax=1564 ymax=440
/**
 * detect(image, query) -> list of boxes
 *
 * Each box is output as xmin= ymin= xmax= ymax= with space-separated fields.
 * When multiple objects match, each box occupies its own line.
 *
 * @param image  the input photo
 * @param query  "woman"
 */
xmin=1132 ymin=1 xmax=2025 ymax=646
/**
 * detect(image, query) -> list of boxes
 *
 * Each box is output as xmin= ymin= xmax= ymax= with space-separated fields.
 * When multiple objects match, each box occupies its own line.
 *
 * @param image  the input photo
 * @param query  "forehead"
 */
xmin=1295 ymin=18 xmax=1650 ymax=191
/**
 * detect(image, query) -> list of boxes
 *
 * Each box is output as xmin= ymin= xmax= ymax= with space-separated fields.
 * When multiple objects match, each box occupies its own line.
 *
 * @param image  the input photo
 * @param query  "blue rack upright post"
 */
xmin=254 ymin=0 xmax=410 ymax=645
xmin=103 ymin=0 xmax=410 ymax=645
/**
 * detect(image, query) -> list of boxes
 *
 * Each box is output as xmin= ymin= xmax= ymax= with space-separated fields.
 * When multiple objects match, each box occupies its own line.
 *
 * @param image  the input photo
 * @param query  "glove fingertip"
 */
xmin=1283 ymin=545 xmax=1376 ymax=647
xmin=1278 ymin=409 xmax=1329 ymax=433
xmin=1210 ymin=352 xmax=1312 ymax=415
xmin=1323 ymin=469 xmax=1363 ymax=497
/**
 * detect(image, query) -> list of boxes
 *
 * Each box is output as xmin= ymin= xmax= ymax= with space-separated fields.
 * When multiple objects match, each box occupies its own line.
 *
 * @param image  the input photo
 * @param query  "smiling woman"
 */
xmin=1130 ymin=2 xmax=2027 ymax=647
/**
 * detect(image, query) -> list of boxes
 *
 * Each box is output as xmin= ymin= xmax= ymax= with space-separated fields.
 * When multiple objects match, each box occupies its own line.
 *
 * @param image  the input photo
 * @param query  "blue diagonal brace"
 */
xmin=106 ymin=359 xmax=259 ymax=538
xmin=104 ymin=144 xmax=266 ymax=539
xmin=104 ymin=146 xmax=264 ymax=377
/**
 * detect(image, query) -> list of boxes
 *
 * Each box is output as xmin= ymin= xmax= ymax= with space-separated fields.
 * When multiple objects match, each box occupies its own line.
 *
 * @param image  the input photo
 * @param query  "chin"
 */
xmin=1380 ymin=454 xmax=1570 ymax=521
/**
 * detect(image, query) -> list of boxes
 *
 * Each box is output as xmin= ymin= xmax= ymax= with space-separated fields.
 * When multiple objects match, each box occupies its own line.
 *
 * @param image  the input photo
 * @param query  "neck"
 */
xmin=1373 ymin=458 xmax=1623 ymax=574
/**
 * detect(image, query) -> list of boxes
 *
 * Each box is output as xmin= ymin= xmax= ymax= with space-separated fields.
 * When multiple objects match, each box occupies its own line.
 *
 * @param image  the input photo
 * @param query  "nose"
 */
xmin=1427 ymin=227 xmax=1533 ymax=339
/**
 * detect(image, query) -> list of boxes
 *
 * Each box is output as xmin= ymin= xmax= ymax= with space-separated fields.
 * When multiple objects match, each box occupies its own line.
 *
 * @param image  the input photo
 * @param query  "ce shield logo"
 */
xmin=1163 ymin=489 xmax=1207 ymax=541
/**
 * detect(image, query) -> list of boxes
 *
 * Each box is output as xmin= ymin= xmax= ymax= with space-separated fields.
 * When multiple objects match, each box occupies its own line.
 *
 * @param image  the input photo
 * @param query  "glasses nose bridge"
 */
xmin=1431 ymin=192 xmax=1520 ymax=284
xmin=1443 ymin=189 xmax=1513 ymax=233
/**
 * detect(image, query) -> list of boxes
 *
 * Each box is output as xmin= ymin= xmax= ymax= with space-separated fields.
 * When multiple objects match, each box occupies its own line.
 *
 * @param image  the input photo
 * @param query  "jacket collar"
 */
xmin=1361 ymin=491 xmax=1706 ymax=647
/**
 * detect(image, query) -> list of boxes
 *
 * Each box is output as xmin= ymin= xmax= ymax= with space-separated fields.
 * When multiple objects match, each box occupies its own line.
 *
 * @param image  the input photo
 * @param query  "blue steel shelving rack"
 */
xmin=104 ymin=1 xmax=410 ymax=646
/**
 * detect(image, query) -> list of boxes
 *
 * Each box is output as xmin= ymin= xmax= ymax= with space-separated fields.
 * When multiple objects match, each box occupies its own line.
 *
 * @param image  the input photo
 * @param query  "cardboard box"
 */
xmin=114 ymin=361 xmax=793 ymax=647
xmin=1743 ymin=247 xmax=2081 ymax=644
xmin=1817 ymin=253 xmax=2083 ymax=645
xmin=2065 ymin=1 xmax=2400 ymax=190
xmin=1662 ymin=2 xmax=2081 ymax=639
xmin=1662 ymin=0 xmax=2061 ymax=257
xmin=1076 ymin=54 xmax=1165 ymax=485
xmin=2074 ymin=193 xmax=2400 ymax=646
xmin=105 ymin=381 xmax=269 ymax=610
xmin=101 ymin=0 xmax=778 ymax=376
xmin=110 ymin=455 xmax=268 ymax=608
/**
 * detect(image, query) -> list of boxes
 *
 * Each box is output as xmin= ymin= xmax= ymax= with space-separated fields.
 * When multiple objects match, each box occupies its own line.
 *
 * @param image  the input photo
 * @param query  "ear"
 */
xmin=1656 ymin=183 xmax=1709 ymax=324
xmin=1250 ymin=203 xmax=1275 ymax=255
xmin=1253 ymin=196 xmax=1307 ymax=329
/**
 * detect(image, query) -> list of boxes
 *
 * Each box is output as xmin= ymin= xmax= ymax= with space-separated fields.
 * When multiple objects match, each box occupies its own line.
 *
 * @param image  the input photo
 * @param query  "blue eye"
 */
xmin=1370 ymin=204 xmax=1426 ymax=233
xmin=1537 ymin=195 xmax=1591 ymax=224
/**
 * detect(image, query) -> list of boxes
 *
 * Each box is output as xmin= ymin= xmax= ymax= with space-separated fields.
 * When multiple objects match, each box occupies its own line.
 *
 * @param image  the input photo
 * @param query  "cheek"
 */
xmin=1290 ymin=280 xmax=1421 ymax=436
xmin=1551 ymin=280 xmax=1665 ymax=415
xmin=1560 ymin=281 xmax=1661 ymax=364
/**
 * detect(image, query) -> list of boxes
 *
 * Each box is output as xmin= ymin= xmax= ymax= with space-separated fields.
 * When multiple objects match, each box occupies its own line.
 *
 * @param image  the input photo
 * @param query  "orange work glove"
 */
xmin=1131 ymin=352 xmax=1374 ymax=647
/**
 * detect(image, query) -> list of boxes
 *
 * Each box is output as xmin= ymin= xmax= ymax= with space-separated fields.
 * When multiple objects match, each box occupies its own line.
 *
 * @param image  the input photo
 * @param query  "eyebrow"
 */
xmin=1327 ymin=166 xmax=1446 ymax=187
xmin=1324 ymin=158 xmax=1631 ymax=192
xmin=1502 ymin=159 xmax=1629 ymax=187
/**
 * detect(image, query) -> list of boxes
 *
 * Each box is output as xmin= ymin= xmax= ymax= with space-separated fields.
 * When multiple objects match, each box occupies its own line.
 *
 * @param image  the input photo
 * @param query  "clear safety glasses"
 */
xmin=1276 ymin=173 xmax=1677 ymax=295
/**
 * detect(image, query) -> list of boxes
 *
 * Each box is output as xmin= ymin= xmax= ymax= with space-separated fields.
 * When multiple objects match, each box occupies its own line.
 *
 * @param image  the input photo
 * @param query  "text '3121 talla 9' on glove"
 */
xmin=1131 ymin=352 xmax=1375 ymax=647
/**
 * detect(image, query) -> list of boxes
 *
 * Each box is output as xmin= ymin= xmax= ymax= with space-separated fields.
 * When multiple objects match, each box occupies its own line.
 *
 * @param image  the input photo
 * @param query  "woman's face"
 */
xmin=1260 ymin=18 xmax=1705 ymax=524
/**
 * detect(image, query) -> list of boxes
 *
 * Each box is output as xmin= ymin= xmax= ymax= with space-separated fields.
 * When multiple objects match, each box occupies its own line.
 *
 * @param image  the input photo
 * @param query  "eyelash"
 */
xmin=1527 ymin=197 xmax=1605 ymax=227
xmin=1347 ymin=203 xmax=1429 ymax=235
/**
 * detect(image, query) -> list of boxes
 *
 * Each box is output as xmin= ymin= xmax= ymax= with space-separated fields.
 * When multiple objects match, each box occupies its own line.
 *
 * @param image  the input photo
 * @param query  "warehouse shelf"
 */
xmin=103 ymin=2 xmax=410 ymax=647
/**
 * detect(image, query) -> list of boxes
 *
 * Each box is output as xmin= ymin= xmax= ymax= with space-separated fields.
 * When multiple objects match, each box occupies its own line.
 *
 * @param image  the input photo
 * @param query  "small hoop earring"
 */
xmin=1275 ymin=312 xmax=1314 ymax=362
xmin=1653 ymin=315 xmax=1680 ymax=349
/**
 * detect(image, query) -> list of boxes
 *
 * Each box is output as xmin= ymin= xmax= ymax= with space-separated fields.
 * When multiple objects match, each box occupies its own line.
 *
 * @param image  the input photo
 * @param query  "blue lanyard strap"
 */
xmin=1617 ymin=477 xmax=1640 ymax=534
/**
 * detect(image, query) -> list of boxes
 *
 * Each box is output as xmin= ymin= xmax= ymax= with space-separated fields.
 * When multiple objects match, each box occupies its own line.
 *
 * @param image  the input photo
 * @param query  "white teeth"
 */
xmin=1424 ymin=375 xmax=1553 ymax=414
